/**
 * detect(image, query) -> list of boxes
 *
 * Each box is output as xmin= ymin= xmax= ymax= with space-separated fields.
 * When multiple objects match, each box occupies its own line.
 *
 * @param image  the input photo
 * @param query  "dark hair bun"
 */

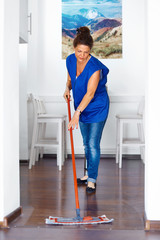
xmin=76 ymin=27 xmax=90 ymax=36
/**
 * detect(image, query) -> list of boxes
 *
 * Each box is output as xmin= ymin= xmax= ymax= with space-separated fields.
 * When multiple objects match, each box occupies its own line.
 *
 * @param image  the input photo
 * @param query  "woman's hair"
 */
xmin=73 ymin=26 xmax=93 ymax=49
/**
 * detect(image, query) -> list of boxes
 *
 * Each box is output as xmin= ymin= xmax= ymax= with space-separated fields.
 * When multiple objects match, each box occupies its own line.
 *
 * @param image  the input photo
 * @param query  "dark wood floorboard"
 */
xmin=1 ymin=157 xmax=160 ymax=239
xmin=11 ymin=157 xmax=145 ymax=230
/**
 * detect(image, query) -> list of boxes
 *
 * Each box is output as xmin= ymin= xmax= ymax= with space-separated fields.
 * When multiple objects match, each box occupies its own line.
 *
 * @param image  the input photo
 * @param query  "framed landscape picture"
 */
xmin=62 ymin=0 xmax=122 ymax=59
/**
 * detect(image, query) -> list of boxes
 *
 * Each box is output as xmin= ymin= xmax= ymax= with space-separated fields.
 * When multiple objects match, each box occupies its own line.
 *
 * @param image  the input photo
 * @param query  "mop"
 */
xmin=45 ymin=97 xmax=114 ymax=225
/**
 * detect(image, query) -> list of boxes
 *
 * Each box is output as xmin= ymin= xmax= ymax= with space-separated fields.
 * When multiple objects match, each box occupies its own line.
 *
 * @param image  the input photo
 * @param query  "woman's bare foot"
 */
xmin=80 ymin=175 xmax=88 ymax=181
xmin=87 ymin=181 xmax=95 ymax=189
xmin=86 ymin=181 xmax=96 ymax=193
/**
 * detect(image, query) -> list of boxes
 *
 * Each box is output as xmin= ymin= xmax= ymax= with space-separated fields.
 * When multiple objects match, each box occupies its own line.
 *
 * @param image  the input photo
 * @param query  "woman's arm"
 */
xmin=63 ymin=72 xmax=72 ymax=102
xmin=68 ymin=70 xmax=100 ymax=130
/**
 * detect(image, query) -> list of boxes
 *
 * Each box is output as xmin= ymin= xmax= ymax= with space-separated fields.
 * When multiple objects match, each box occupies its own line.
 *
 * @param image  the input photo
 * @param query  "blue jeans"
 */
xmin=79 ymin=120 xmax=106 ymax=183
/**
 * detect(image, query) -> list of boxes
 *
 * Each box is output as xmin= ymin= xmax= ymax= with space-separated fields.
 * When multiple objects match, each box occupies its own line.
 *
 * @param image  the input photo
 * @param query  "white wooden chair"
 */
xmin=116 ymin=97 xmax=145 ymax=168
xmin=29 ymin=94 xmax=67 ymax=170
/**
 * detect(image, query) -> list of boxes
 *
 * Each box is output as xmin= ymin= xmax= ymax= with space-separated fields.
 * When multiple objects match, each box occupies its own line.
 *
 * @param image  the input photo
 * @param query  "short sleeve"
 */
xmin=88 ymin=57 xmax=109 ymax=82
xmin=66 ymin=55 xmax=71 ymax=75
xmin=66 ymin=54 xmax=75 ymax=79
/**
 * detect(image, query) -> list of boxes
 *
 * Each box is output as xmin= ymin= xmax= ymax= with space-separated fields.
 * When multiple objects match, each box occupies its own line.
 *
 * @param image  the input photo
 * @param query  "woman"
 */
xmin=63 ymin=26 xmax=109 ymax=193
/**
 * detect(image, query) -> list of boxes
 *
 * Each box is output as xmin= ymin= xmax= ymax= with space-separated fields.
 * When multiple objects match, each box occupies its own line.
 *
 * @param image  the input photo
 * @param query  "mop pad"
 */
xmin=45 ymin=215 xmax=114 ymax=225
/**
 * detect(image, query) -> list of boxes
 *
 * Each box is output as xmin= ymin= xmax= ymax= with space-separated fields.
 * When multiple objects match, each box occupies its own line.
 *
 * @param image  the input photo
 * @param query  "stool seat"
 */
xmin=38 ymin=114 xmax=65 ymax=118
xmin=35 ymin=139 xmax=59 ymax=147
xmin=116 ymin=114 xmax=142 ymax=119
xmin=123 ymin=138 xmax=145 ymax=145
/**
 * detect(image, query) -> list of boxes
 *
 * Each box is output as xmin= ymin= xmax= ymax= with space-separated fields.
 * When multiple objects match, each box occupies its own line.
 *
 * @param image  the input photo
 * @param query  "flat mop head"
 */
xmin=45 ymin=215 xmax=114 ymax=225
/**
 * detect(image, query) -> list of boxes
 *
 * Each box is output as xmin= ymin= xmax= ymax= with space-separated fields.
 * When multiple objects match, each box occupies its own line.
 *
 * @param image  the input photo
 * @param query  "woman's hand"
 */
xmin=63 ymin=87 xmax=70 ymax=102
xmin=68 ymin=111 xmax=80 ymax=130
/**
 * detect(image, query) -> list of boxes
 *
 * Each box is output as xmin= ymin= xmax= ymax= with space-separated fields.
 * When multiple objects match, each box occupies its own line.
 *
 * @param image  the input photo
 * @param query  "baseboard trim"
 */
xmin=0 ymin=206 xmax=22 ymax=228
xmin=38 ymin=154 xmax=116 ymax=159
xmin=20 ymin=159 xmax=29 ymax=163
xmin=19 ymin=154 xmax=142 ymax=162
xmin=40 ymin=153 xmax=141 ymax=160
xmin=144 ymin=213 xmax=160 ymax=231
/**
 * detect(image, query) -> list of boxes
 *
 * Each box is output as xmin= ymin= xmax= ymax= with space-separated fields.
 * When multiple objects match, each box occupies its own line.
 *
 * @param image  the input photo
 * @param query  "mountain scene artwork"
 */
xmin=62 ymin=0 xmax=122 ymax=59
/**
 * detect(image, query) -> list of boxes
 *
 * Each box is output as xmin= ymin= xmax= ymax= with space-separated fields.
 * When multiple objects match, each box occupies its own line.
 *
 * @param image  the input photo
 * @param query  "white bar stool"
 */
xmin=116 ymin=97 xmax=145 ymax=168
xmin=29 ymin=94 xmax=67 ymax=170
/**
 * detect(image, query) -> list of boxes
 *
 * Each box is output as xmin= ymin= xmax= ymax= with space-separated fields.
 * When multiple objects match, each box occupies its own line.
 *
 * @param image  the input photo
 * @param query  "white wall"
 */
xmin=145 ymin=0 xmax=160 ymax=221
xmin=26 ymin=0 xmax=146 ymax=156
xmin=0 ymin=0 xmax=5 ymax=222
xmin=19 ymin=44 xmax=29 ymax=160
xmin=0 ymin=0 xmax=20 ymax=221
xmin=29 ymin=0 xmax=146 ymax=96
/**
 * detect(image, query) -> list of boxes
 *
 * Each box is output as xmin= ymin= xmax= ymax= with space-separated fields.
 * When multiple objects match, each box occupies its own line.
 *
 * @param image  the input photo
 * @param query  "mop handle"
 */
xmin=67 ymin=97 xmax=80 ymax=211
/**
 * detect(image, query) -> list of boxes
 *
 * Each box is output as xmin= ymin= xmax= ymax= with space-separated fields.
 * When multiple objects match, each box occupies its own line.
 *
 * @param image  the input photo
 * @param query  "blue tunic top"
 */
xmin=66 ymin=53 xmax=110 ymax=123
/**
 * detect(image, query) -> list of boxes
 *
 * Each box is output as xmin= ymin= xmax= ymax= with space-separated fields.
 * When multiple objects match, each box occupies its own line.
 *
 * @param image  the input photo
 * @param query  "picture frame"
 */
xmin=62 ymin=0 xmax=122 ymax=59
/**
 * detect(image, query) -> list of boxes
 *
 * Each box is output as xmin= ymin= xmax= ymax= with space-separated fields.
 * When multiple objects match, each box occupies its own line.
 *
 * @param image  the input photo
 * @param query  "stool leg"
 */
xmin=40 ymin=123 xmax=46 ymax=158
xmin=116 ymin=118 xmax=120 ymax=164
xmin=64 ymin=117 xmax=67 ymax=159
xmin=119 ymin=121 xmax=123 ymax=168
xmin=62 ymin=119 xmax=65 ymax=165
xmin=137 ymin=122 xmax=145 ymax=162
xmin=29 ymin=119 xmax=38 ymax=169
xmin=32 ymin=123 xmax=40 ymax=166
xmin=36 ymin=123 xmax=43 ymax=162
xmin=35 ymin=148 xmax=39 ymax=162
xmin=58 ymin=119 xmax=63 ymax=171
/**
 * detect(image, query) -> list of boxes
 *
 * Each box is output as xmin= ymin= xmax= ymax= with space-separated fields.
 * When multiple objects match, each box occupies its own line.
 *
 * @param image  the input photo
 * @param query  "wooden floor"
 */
xmin=1 ymin=156 xmax=160 ymax=239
